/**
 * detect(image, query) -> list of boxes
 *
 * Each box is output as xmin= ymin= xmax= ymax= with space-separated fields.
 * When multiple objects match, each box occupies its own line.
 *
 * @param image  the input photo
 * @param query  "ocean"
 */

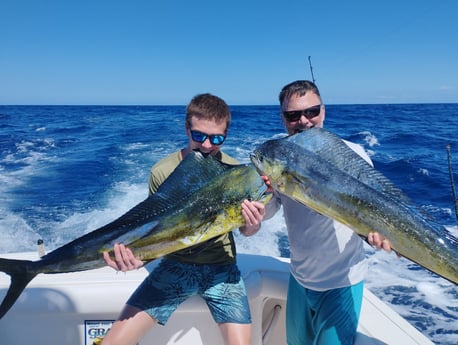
xmin=1 ymin=104 xmax=457 ymax=344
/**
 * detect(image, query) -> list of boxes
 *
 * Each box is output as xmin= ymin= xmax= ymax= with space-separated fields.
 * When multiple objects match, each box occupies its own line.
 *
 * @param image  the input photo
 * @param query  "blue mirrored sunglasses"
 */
xmin=190 ymin=130 xmax=226 ymax=145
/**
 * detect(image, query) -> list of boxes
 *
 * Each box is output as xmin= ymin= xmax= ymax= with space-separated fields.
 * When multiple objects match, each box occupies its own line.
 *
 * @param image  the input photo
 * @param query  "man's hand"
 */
xmin=367 ymin=232 xmax=392 ymax=252
xmin=261 ymin=175 xmax=273 ymax=192
xmin=240 ymin=199 xmax=266 ymax=236
xmin=103 ymin=243 xmax=144 ymax=272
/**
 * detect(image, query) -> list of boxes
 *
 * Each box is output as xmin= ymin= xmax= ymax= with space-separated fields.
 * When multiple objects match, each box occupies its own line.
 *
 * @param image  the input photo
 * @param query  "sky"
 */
xmin=1 ymin=0 xmax=457 ymax=105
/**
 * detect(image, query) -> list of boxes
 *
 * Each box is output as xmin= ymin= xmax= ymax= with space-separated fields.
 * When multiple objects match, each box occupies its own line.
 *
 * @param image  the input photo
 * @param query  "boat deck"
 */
xmin=0 ymin=252 xmax=433 ymax=345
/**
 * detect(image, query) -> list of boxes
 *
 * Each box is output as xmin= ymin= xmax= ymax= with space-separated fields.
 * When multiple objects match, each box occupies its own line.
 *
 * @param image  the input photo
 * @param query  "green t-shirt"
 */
xmin=148 ymin=150 xmax=240 ymax=265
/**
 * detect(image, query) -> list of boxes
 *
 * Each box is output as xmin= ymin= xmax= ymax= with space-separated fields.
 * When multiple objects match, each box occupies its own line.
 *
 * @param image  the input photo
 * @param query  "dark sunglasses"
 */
xmin=283 ymin=104 xmax=322 ymax=122
xmin=190 ymin=130 xmax=226 ymax=145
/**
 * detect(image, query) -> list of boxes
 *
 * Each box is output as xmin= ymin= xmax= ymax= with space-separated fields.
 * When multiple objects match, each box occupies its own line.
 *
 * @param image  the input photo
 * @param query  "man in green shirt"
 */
xmin=102 ymin=93 xmax=266 ymax=345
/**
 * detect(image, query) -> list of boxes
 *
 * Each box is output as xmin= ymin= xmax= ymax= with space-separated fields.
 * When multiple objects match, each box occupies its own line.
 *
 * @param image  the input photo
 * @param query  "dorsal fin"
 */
xmin=153 ymin=151 xmax=234 ymax=209
xmin=99 ymin=151 xmax=237 ymax=227
xmin=285 ymin=128 xmax=411 ymax=203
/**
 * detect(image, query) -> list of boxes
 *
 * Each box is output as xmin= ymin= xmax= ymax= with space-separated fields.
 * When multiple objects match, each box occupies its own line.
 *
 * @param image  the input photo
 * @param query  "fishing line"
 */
xmin=446 ymin=144 xmax=458 ymax=227
xmin=308 ymin=56 xmax=316 ymax=84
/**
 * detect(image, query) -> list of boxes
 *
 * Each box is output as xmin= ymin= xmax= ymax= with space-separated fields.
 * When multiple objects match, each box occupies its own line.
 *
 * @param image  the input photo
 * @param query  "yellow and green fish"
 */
xmin=0 ymin=151 xmax=271 ymax=319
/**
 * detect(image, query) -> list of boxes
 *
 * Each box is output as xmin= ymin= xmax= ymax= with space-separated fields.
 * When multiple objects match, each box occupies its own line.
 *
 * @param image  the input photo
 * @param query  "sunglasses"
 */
xmin=190 ymin=130 xmax=226 ymax=145
xmin=283 ymin=104 xmax=322 ymax=122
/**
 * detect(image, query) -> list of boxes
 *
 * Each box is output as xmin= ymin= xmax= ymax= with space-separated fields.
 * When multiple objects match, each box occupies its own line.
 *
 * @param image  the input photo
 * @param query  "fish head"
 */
xmin=250 ymin=135 xmax=323 ymax=202
xmin=240 ymin=169 xmax=273 ymax=208
xmin=223 ymin=163 xmax=273 ymax=204
xmin=250 ymin=138 xmax=292 ymax=192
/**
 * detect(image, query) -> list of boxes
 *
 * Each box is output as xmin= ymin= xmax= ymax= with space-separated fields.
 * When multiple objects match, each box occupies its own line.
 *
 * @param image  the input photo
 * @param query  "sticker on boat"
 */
xmin=84 ymin=320 xmax=114 ymax=345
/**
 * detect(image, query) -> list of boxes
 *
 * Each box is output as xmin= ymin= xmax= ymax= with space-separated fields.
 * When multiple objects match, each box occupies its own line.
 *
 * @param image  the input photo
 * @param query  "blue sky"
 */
xmin=1 ymin=0 xmax=457 ymax=105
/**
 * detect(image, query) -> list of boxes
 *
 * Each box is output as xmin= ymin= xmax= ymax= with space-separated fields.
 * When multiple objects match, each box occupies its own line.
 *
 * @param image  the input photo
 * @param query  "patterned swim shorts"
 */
xmin=127 ymin=258 xmax=252 ymax=325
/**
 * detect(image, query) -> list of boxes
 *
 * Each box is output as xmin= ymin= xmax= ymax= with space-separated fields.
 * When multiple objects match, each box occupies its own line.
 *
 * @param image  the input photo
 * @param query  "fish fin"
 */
xmin=153 ymin=151 xmax=238 ymax=207
xmin=288 ymin=129 xmax=456 ymax=238
xmin=129 ymin=151 xmax=241 ymax=218
xmin=0 ymin=258 xmax=38 ymax=319
xmin=287 ymin=128 xmax=413 ymax=203
xmin=91 ymin=152 xmax=240 ymax=238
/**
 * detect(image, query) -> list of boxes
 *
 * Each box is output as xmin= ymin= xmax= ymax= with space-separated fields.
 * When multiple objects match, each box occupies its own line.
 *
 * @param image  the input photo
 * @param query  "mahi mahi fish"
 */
xmin=250 ymin=127 xmax=458 ymax=284
xmin=0 ymin=151 xmax=272 ymax=319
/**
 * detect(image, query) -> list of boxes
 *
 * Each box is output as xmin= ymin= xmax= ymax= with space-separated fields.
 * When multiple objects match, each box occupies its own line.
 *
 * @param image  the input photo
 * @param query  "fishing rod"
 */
xmin=308 ymin=56 xmax=316 ymax=83
xmin=446 ymin=144 xmax=458 ymax=227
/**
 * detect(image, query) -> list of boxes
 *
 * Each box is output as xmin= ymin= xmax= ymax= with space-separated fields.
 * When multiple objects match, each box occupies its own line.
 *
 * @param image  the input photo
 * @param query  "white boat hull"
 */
xmin=0 ymin=252 xmax=433 ymax=345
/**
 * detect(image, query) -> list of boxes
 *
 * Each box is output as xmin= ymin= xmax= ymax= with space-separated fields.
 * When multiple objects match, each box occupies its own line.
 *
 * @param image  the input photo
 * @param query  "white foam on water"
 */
xmin=0 ymin=212 xmax=40 ymax=253
xmin=359 ymin=130 xmax=380 ymax=148
xmin=235 ymin=209 xmax=285 ymax=257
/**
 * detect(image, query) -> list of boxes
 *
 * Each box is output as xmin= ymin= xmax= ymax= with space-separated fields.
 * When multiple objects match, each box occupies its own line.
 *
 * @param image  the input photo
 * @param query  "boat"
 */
xmin=0 ymin=251 xmax=433 ymax=345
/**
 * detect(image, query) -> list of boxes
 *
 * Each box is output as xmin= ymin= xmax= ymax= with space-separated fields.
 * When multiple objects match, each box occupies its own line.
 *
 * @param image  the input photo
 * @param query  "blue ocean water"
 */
xmin=1 ymin=104 xmax=457 ymax=344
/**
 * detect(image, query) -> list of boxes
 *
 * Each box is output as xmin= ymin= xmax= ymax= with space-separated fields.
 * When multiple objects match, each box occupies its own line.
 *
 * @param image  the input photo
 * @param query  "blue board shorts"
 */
xmin=286 ymin=275 xmax=364 ymax=345
xmin=127 ymin=258 xmax=252 ymax=325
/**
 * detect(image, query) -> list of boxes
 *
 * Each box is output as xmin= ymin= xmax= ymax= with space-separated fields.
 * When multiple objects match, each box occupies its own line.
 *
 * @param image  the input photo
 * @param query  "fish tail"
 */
xmin=0 ymin=257 xmax=38 ymax=319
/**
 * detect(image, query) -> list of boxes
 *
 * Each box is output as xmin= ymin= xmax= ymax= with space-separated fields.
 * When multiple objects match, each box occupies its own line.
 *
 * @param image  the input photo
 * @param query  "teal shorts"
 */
xmin=286 ymin=275 xmax=364 ymax=345
xmin=127 ymin=258 xmax=251 ymax=325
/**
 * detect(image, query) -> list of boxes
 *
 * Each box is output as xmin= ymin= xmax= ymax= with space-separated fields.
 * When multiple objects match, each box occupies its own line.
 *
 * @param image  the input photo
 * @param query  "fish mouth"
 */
xmin=192 ymin=149 xmax=211 ymax=157
xmin=249 ymin=152 xmax=265 ymax=176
